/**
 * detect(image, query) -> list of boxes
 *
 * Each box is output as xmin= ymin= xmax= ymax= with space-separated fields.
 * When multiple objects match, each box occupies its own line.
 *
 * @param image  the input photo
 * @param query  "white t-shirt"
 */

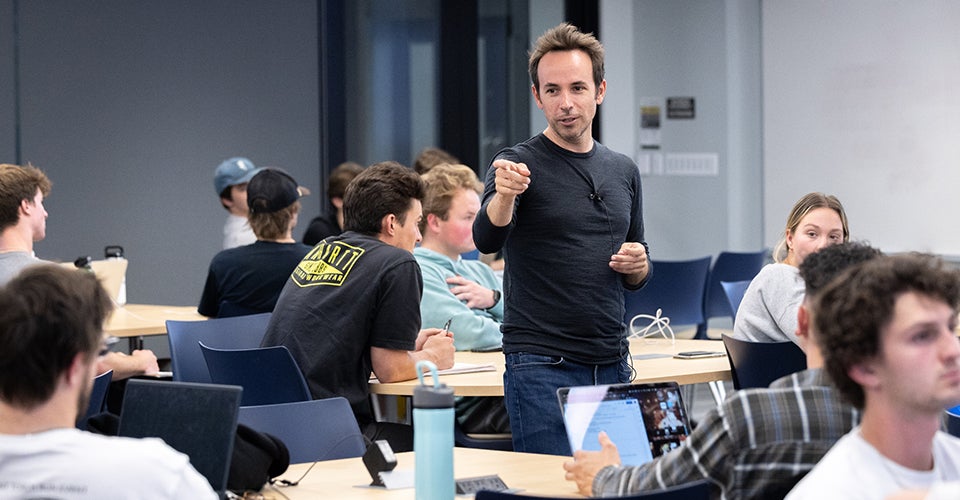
xmin=787 ymin=427 xmax=960 ymax=499
xmin=223 ymin=213 xmax=256 ymax=249
xmin=0 ymin=428 xmax=217 ymax=499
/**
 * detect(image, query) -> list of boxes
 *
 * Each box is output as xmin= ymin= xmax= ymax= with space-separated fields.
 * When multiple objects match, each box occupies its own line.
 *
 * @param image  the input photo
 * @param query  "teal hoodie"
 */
xmin=413 ymin=247 xmax=503 ymax=351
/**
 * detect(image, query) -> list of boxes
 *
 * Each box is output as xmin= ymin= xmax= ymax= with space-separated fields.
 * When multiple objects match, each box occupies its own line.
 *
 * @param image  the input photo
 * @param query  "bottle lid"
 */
xmin=413 ymin=360 xmax=454 ymax=408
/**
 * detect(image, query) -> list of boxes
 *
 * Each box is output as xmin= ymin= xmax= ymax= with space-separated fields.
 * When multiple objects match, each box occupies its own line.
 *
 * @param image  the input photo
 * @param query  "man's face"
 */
xmin=393 ymin=199 xmax=423 ymax=253
xmin=859 ymin=291 xmax=960 ymax=415
xmin=435 ymin=188 xmax=480 ymax=256
xmin=224 ymin=183 xmax=250 ymax=217
xmin=533 ymin=49 xmax=606 ymax=152
xmin=26 ymin=189 xmax=48 ymax=242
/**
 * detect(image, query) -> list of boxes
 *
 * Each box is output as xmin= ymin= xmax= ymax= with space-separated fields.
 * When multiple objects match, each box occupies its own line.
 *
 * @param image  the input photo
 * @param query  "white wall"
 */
xmin=764 ymin=0 xmax=960 ymax=255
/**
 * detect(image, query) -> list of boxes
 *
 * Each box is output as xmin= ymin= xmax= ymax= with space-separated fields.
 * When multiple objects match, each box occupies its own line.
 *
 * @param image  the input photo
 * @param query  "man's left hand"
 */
xmin=609 ymin=242 xmax=649 ymax=285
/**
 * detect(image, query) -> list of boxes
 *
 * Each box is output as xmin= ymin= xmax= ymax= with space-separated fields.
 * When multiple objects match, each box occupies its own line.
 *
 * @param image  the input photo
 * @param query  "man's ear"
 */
xmin=531 ymin=84 xmax=544 ymax=110
xmin=595 ymin=79 xmax=607 ymax=105
xmin=380 ymin=213 xmax=397 ymax=236
xmin=331 ymin=197 xmax=343 ymax=209
xmin=426 ymin=213 xmax=443 ymax=233
xmin=849 ymin=360 xmax=880 ymax=389
xmin=64 ymin=352 xmax=91 ymax=388
xmin=19 ymin=198 xmax=33 ymax=216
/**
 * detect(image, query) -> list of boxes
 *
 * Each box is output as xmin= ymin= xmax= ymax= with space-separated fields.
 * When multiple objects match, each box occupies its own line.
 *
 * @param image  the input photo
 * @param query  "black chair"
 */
xmin=624 ymin=257 xmax=712 ymax=339
xmin=698 ymin=250 xmax=766 ymax=338
xmin=475 ymin=479 xmax=710 ymax=500
xmin=721 ymin=279 xmax=753 ymax=319
xmin=166 ymin=312 xmax=271 ymax=383
xmin=77 ymin=369 xmax=112 ymax=430
xmin=200 ymin=342 xmax=312 ymax=406
xmin=722 ymin=334 xmax=807 ymax=390
xmin=945 ymin=405 xmax=960 ymax=438
xmin=454 ymin=424 xmax=513 ymax=451
xmin=238 ymin=398 xmax=365 ymax=463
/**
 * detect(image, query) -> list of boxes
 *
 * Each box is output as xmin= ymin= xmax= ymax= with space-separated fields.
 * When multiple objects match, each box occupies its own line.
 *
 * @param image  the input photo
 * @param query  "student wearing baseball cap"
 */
xmin=214 ymin=157 xmax=262 ymax=249
xmin=199 ymin=168 xmax=311 ymax=318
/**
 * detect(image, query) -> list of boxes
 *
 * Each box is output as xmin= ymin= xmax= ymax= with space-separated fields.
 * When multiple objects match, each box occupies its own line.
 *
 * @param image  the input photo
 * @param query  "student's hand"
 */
xmin=492 ymin=159 xmax=530 ymax=197
xmin=562 ymin=431 xmax=622 ymax=496
xmin=419 ymin=330 xmax=455 ymax=370
xmin=130 ymin=349 xmax=160 ymax=375
xmin=446 ymin=276 xmax=498 ymax=309
xmin=415 ymin=328 xmax=448 ymax=351
xmin=610 ymin=242 xmax=649 ymax=285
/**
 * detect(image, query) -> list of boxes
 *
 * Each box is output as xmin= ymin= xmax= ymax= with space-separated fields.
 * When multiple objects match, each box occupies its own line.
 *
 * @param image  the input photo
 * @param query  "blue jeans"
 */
xmin=503 ymin=352 xmax=632 ymax=455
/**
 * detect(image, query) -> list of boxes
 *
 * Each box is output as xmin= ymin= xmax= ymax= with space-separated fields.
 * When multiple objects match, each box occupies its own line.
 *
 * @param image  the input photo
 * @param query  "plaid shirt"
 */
xmin=593 ymin=369 xmax=860 ymax=500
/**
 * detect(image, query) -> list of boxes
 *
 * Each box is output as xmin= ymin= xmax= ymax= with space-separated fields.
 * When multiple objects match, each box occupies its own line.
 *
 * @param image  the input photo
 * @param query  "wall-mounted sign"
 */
xmin=667 ymin=97 xmax=695 ymax=119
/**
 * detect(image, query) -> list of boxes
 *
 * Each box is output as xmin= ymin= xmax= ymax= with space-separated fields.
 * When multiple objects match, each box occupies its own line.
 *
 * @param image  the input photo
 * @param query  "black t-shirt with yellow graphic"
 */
xmin=261 ymin=231 xmax=422 ymax=425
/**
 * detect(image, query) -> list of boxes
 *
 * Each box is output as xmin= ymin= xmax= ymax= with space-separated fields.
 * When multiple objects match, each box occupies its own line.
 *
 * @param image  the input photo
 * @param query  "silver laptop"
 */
xmin=557 ymin=381 xmax=691 ymax=465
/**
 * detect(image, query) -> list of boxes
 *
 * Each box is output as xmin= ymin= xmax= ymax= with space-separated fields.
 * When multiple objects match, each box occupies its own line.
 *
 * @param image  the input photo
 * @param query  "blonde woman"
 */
xmin=731 ymin=192 xmax=849 ymax=344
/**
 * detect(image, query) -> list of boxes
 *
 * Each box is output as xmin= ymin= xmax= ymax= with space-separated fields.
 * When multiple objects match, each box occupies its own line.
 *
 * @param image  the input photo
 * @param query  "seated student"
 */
xmin=0 ymin=265 xmax=216 ymax=498
xmin=0 ymin=163 xmax=158 ymax=380
xmin=261 ymin=161 xmax=455 ymax=452
xmin=302 ymin=161 xmax=364 ymax=246
xmin=214 ymin=157 xmax=262 ymax=249
xmin=732 ymin=192 xmax=849 ymax=344
xmin=415 ymin=163 xmax=509 ymax=434
xmin=413 ymin=146 xmax=459 ymax=175
xmin=787 ymin=254 xmax=960 ymax=498
xmin=563 ymin=242 xmax=881 ymax=500
xmin=198 ymin=168 xmax=312 ymax=317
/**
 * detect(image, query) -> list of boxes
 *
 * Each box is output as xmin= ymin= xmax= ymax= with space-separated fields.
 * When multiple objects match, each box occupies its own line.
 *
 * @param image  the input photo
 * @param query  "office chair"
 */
xmin=698 ymin=250 xmax=766 ymax=338
xmin=474 ymin=479 xmax=710 ymax=500
xmin=200 ymin=342 xmax=312 ymax=406
xmin=722 ymin=334 xmax=807 ymax=390
xmin=720 ymin=279 xmax=753 ymax=319
xmin=77 ymin=370 xmax=113 ymax=430
xmin=454 ymin=424 xmax=513 ymax=451
xmin=624 ymin=257 xmax=711 ymax=339
xmin=238 ymin=398 xmax=365 ymax=463
xmin=946 ymin=406 xmax=960 ymax=438
xmin=166 ymin=312 xmax=271 ymax=383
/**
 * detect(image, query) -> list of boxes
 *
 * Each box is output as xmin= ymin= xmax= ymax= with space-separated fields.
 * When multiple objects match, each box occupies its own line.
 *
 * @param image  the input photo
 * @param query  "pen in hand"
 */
xmin=442 ymin=318 xmax=452 ymax=337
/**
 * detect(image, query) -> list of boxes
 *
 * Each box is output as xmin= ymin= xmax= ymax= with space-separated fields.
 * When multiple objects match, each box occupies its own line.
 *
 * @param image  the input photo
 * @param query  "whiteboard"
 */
xmin=762 ymin=1 xmax=960 ymax=256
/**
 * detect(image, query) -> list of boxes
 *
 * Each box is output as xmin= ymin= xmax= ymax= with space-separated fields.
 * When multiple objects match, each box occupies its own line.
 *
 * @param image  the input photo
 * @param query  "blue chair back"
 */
xmin=722 ymin=334 xmax=807 ymax=390
xmin=238 ymin=398 xmax=365 ymax=463
xmin=624 ymin=257 xmax=711 ymax=334
xmin=475 ymin=479 xmax=710 ymax=499
xmin=703 ymin=250 xmax=766 ymax=320
xmin=946 ymin=406 xmax=960 ymax=438
xmin=166 ymin=312 xmax=271 ymax=383
xmin=77 ymin=370 xmax=113 ymax=429
xmin=200 ymin=342 xmax=312 ymax=406
xmin=721 ymin=279 xmax=753 ymax=319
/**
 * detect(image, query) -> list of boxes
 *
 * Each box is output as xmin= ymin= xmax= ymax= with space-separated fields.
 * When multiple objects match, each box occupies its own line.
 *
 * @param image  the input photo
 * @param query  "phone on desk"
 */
xmin=673 ymin=351 xmax=726 ymax=360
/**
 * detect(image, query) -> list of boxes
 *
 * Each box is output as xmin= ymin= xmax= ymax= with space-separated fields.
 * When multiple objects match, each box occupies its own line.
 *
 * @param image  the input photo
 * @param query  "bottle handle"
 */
xmin=415 ymin=360 xmax=440 ymax=388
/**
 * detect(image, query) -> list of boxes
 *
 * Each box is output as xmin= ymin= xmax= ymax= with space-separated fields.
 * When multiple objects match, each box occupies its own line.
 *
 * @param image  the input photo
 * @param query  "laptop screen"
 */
xmin=557 ymin=382 xmax=690 ymax=465
xmin=119 ymin=380 xmax=242 ymax=498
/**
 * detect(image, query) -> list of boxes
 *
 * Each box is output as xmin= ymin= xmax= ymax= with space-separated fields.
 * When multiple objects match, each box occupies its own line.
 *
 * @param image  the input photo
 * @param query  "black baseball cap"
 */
xmin=247 ymin=168 xmax=310 ymax=214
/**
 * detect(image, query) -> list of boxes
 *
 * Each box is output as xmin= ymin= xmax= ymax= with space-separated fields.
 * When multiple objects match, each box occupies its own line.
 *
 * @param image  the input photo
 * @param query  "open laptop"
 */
xmin=118 ymin=379 xmax=242 ymax=498
xmin=57 ymin=258 xmax=127 ymax=305
xmin=557 ymin=382 xmax=691 ymax=466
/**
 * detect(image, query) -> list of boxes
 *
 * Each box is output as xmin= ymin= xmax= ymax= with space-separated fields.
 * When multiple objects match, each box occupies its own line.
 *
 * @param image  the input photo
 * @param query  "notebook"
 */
xmin=89 ymin=258 xmax=127 ymax=305
xmin=118 ymin=379 xmax=242 ymax=498
xmin=557 ymin=382 xmax=691 ymax=466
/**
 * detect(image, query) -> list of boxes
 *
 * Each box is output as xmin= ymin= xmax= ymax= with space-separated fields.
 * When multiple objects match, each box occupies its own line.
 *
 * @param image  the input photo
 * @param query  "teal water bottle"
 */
xmin=413 ymin=360 xmax=455 ymax=500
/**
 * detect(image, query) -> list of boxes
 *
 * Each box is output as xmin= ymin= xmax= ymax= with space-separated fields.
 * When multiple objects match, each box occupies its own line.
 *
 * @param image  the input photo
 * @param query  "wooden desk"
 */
xmin=104 ymin=303 xmax=206 ymax=350
xmin=370 ymin=338 xmax=730 ymax=397
xmin=264 ymin=448 xmax=577 ymax=499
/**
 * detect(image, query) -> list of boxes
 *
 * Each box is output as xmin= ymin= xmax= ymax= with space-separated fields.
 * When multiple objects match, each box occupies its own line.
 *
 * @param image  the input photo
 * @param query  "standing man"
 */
xmin=0 ymin=163 xmax=158 ymax=380
xmin=262 ymin=162 xmax=455 ymax=452
xmin=787 ymin=254 xmax=960 ymax=498
xmin=473 ymin=23 xmax=649 ymax=454
xmin=214 ymin=157 xmax=262 ymax=249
